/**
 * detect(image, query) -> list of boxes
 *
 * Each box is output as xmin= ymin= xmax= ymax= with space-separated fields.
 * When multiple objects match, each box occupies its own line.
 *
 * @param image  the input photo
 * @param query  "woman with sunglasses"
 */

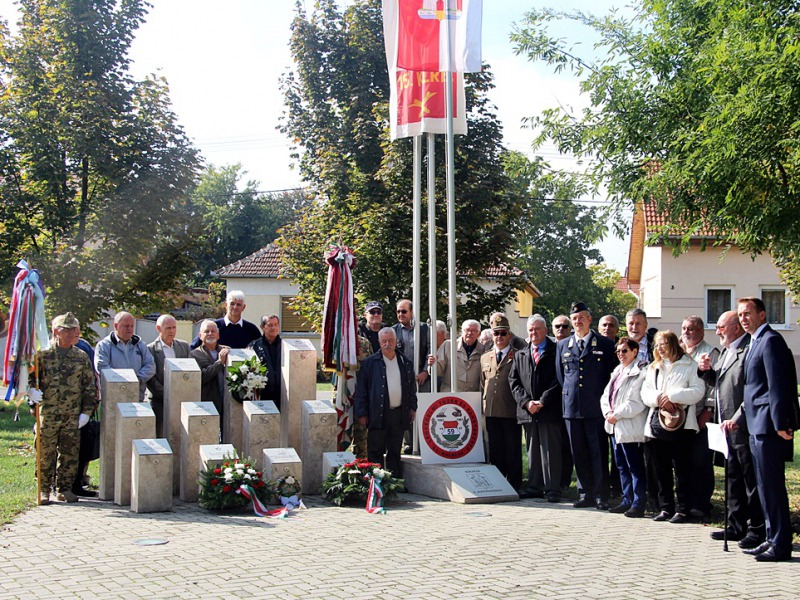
xmin=600 ymin=337 xmax=648 ymax=517
xmin=641 ymin=330 xmax=706 ymax=523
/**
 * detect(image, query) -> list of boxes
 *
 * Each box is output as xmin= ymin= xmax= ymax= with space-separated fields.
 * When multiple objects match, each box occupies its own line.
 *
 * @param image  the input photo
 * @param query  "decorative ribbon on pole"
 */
xmin=364 ymin=474 xmax=387 ymax=514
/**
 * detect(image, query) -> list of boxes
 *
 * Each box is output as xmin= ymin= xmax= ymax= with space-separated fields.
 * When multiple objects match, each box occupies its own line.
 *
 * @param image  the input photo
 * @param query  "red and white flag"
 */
xmin=383 ymin=0 xmax=483 ymax=73
xmin=388 ymin=67 xmax=466 ymax=140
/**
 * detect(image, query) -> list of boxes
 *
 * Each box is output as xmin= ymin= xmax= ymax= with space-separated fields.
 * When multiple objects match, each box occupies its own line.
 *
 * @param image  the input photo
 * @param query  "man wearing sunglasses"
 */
xmin=555 ymin=301 xmax=617 ymax=510
xmin=358 ymin=301 xmax=386 ymax=354
xmin=551 ymin=315 xmax=571 ymax=342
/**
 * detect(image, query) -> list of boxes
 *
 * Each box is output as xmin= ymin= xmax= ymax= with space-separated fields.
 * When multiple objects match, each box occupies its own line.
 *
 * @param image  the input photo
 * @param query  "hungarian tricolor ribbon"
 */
xmin=236 ymin=484 xmax=270 ymax=517
xmin=364 ymin=474 xmax=387 ymax=514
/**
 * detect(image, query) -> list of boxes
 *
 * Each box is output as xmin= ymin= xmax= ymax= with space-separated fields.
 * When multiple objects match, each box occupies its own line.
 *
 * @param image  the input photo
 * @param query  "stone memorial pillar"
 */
xmin=131 ymin=439 xmax=173 ymax=513
xmin=321 ymin=451 xmax=356 ymax=484
xmin=114 ymin=403 xmax=156 ymax=506
xmin=262 ymin=448 xmax=302 ymax=487
xmin=99 ymin=368 xmax=139 ymax=501
xmin=180 ymin=402 xmax=220 ymax=502
xmin=280 ymin=339 xmax=317 ymax=452
xmin=301 ymin=400 xmax=338 ymax=495
xmin=199 ymin=444 xmax=237 ymax=474
xmin=163 ymin=358 xmax=202 ymax=495
xmin=223 ymin=348 xmax=255 ymax=453
xmin=242 ymin=401 xmax=280 ymax=468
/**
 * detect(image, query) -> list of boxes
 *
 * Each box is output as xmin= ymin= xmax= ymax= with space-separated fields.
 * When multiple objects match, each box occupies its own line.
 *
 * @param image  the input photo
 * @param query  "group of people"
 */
xmin=354 ymin=297 xmax=798 ymax=562
xmin=31 ymin=290 xmax=283 ymax=505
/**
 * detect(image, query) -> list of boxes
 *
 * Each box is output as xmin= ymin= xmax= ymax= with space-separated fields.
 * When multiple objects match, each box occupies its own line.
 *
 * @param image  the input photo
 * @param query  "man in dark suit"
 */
xmin=146 ymin=314 xmax=190 ymax=437
xmin=190 ymin=319 xmax=231 ymax=428
xmin=355 ymin=327 xmax=418 ymax=476
xmin=510 ymin=314 xmax=563 ymax=501
xmin=699 ymin=310 xmax=764 ymax=548
xmin=556 ymin=302 xmax=617 ymax=510
xmin=723 ymin=297 xmax=799 ymax=562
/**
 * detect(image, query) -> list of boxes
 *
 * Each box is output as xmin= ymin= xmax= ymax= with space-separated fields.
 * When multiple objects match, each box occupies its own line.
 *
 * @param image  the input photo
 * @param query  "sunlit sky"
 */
xmin=0 ymin=0 xmax=634 ymax=271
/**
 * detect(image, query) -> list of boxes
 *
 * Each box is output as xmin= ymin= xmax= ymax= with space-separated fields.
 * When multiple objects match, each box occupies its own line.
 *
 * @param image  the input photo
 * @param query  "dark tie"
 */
xmin=578 ymin=339 xmax=585 ymax=354
xmin=496 ymin=352 xmax=503 ymax=364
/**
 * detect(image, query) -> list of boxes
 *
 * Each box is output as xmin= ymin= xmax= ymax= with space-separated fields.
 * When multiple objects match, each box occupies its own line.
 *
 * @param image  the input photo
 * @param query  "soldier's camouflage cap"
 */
xmin=52 ymin=312 xmax=80 ymax=330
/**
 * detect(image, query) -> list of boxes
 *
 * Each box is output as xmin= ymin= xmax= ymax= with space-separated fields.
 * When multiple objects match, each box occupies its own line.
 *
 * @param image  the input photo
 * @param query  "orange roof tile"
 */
xmin=213 ymin=243 xmax=283 ymax=278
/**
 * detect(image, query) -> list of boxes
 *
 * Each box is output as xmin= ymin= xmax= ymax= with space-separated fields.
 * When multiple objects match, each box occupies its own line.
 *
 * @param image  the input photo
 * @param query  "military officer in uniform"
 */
xmin=29 ymin=313 xmax=98 ymax=504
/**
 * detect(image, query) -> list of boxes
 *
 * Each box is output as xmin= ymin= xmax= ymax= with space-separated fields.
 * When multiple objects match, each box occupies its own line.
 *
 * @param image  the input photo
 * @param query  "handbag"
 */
xmin=648 ymin=366 xmax=687 ymax=441
xmin=79 ymin=412 xmax=101 ymax=463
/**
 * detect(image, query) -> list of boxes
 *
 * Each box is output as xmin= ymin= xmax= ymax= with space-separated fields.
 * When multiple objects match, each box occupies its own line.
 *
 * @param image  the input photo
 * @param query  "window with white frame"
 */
xmin=761 ymin=288 xmax=788 ymax=326
xmin=705 ymin=287 xmax=733 ymax=326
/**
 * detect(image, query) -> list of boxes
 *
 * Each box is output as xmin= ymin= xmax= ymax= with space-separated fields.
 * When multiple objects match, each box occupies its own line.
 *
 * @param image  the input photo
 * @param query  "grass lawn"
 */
xmin=3 ymin=395 xmax=799 ymax=542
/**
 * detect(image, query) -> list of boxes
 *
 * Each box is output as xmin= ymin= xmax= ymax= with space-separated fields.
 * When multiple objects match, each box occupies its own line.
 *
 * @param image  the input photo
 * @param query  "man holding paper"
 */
xmin=698 ymin=310 xmax=764 ymax=549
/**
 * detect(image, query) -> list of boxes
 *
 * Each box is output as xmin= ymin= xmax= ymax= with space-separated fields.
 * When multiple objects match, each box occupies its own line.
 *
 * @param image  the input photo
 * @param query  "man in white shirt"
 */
xmin=147 ymin=314 xmax=190 ymax=436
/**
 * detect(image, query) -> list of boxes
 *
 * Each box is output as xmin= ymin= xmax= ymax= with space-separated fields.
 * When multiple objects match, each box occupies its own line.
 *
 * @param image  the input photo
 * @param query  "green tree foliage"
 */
xmin=189 ymin=164 xmax=307 ymax=281
xmin=504 ymin=151 xmax=634 ymax=320
xmin=278 ymin=0 xmax=524 ymax=330
xmin=0 ymin=0 xmax=201 ymax=329
xmin=512 ymin=1 xmax=800 ymax=296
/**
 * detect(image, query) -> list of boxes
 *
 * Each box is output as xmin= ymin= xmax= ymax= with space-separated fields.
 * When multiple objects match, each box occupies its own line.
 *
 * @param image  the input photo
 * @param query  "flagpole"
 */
xmin=443 ymin=8 xmax=458 ymax=388
xmin=427 ymin=132 xmax=438 ymax=394
xmin=412 ymin=134 xmax=422 ymax=454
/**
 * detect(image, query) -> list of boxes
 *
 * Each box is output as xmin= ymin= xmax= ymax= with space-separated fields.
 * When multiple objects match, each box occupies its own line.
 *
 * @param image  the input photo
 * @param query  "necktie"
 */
xmin=533 ymin=346 xmax=540 ymax=365
xmin=578 ymin=339 xmax=585 ymax=354
xmin=496 ymin=352 xmax=503 ymax=364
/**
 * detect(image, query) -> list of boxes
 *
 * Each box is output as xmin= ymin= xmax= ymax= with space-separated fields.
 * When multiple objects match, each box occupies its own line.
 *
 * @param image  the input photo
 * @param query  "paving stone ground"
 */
xmin=0 ymin=494 xmax=796 ymax=599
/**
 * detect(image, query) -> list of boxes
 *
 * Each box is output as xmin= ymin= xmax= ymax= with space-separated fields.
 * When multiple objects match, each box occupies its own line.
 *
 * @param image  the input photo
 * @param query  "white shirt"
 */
xmin=161 ymin=339 xmax=176 ymax=360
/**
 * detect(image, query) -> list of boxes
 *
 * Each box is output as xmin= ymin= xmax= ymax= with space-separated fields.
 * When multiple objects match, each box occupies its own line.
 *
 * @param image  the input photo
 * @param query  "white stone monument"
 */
xmin=262 ymin=447 xmax=302 ymax=486
xmin=180 ymin=402 xmax=220 ymax=502
xmin=224 ymin=348 xmax=255 ymax=453
xmin=280 ymin=338 xmax=317 ymax=452
xmin=131 ymin=438 xmax=173 ymax=513
xmin=163 ymin=357 xmax=202 ymax=495
xmin=114 ymin=402 xmax=156 ymax=506
xmin=98 ymin=368 xmax=139 ymax=501
xmin=199 ymin=443 xmax=237 ymax=473
xmin=321 ymin=451 xmax=356 ymax=484
xmin=242 ymin=400 xmax=280 ymax=468
xmin=301 ymin=400 xmax=338 ymax=494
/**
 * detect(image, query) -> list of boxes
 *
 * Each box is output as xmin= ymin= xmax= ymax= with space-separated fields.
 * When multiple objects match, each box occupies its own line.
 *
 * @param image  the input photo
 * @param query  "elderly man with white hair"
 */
xmin=147 ymin=314 xmax=190 ymax=436
xmin=95 ymin=311 xmax=155 ymax=401
xmin=191 ymin=289 xmax=261 ymax=349
xmin=431 ymin=319 xmax=487 ymax=392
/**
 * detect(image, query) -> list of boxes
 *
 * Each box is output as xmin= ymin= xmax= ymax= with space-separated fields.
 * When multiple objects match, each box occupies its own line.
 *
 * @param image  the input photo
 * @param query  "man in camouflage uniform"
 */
xmin=30 ymin=312 xmax=97 ymax=504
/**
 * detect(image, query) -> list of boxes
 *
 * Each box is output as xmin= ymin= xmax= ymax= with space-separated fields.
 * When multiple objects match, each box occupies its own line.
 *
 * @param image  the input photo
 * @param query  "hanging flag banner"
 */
xmin=388 ymin=68 xmax=466 ymax=140
xmin=384 ymin=0 xmax=483 ymax=73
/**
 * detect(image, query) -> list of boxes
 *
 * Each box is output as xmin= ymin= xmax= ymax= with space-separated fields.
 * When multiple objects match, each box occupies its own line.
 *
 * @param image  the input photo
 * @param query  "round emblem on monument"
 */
xmin=422 ymin=396 xmax=479 ymax=459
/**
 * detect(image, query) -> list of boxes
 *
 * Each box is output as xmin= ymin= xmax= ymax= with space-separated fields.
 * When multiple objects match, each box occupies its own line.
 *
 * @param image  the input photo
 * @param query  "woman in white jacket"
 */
xmin=641 ymin=330 xmax=706 ymax=524
xmin=601 ymin=337 xmax=648 ymax=517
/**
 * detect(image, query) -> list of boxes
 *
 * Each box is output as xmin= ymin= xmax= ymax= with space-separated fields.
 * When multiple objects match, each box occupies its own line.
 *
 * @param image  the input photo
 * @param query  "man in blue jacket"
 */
xmin=555 ymin=302 xmax=616 ymax=510
xmin=724 ymin=297 xmax=799 ymax=562
xmin=355 ymin=327 xmax=418 ymax=476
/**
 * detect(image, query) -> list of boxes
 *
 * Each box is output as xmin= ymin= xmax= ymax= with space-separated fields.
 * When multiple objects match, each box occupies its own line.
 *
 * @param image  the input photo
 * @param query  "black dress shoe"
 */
xmin=546 ymin=492 xmax=560 ymax=503
xmin=595 ymin=500 xmax=609 ymax=511
xmin=624 ymin=506 xmax=645 ymax=518
xmin=519 ymin=490 xmax=544 ymax=499
xmin=669 ymin=512 xmax=688 ymax=524
xmin=652 ymin=510 xmax=672 ymax=522
xmin=737 ymin=533 xmax=765 ymax=549
xmin=743 ymin=541 xmax=773 ymax=556
xmin=71 ymin=487 xmax=98 ymax=498
xmin=754 ymin=546 xmax=792 ymax=562
xmin=609 ymin=503 xmax=630 ymax=514
xmin=710 ymin=529 xmax=743 ymax=541
xmin=573 ymin=497 xmax=594 ymax=508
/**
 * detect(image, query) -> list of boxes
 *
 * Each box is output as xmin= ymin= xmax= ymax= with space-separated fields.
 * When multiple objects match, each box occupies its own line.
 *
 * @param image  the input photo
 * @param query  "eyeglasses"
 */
xmin=616 ymin=348 xmax=631 ymax=354
xmin=368 ymin=309 xmax=382 ymax=315
xmin=396 ymin=309 xmax=409 ymax=314
xmin=554 ymin=324 xmax=570 ymax=329
xmin=493 ymin=330 xmax=509 ymax=337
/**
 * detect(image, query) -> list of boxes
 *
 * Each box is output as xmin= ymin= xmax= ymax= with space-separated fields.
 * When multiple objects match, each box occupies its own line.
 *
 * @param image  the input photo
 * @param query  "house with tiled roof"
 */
xmin=213 ymin=242 xmax=542 ymax=344
xmin=625 ymin=201 xmax=800 ymax=368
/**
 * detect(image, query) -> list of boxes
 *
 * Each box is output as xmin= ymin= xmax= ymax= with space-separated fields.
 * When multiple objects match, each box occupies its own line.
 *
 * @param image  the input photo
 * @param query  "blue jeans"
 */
xmin=611 ymin=437 xmax=646 ymax=509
